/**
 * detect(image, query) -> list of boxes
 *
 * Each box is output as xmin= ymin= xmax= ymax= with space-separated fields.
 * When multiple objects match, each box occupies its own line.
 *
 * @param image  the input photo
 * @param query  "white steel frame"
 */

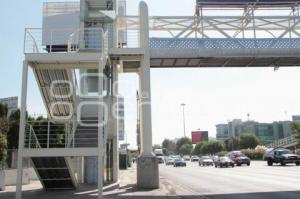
xmin=117 ymin=6 xmax=300 ymax=40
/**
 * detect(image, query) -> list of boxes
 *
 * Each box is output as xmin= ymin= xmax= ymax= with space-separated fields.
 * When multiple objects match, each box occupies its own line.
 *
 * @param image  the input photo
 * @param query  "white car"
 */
xmin=165 ymin=158 xmax=175 ymax=165
xmin=191 ymin=156 xmax=200 ymax=162
xmin=183 ymin=155 xmax=191 ymax=161
xmin=199 ymin=156 xmax=214 ymax=166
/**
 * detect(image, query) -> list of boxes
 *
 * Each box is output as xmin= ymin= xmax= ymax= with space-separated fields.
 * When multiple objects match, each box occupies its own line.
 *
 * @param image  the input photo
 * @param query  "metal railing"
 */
xmin=268 ymin=135 xmax=298 ymax=148
xmin=149 ymin=38 xmax=300 ymax=49
xmin=24 ymin=118 xmax=104 ymax=149
xmin=24 ymin=28 xmax=110 ymax=53
xmin=117 ymin=29 xmax=140 ymax=48
xmin=24 ymin=121 xmax=73 ymax=149
xmin=24 ymin=124 xmax=41 ymax=149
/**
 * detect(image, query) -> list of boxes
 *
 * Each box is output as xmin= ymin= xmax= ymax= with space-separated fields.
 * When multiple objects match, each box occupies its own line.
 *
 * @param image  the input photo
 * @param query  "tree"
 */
xmin=152 ymin=144 xmax=161 ymax=150
xmin=200 ymin=141 xmax=225 ymax=155
xmin=239 ymin=133 xmax=259 ymax=149
xmin=0 ymin=134 xmax=7 ymax=168
xmin=0 ymin=103 xmax=8 ymax=168
xmin=31 ymin=116 xmax=66 ymax=148
xmin=192 ymin=141 xmax=206 ymax=155
xmin=0 ymin=117 xmax=9 ymax=137
xmin=176 ymin=137 xmax=192 ymax=153
xmin=7 ymin=109 xmax=20 ymax=149
xmin=179 ymin=143 xmax=193 ymax=155
xmin=225 ymin=137 xmax=240 ymax=151
xmin=162 ymin=139 xmax=176 ymax=155
xmin=0 ymin=103 xmax=8 ymax=118
xmin=0 ymin=103 xmax=9 ymax=136
xmin=291 ymin=122 xmax=300 ymax=142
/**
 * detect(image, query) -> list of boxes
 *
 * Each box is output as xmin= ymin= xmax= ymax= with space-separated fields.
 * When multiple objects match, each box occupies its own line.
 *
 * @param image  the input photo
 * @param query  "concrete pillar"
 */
xmin=97 ymin=60 xmax=104 ymax=199
xmin=137 ymin=1 xmax=159 ymax=189
xmin=16 ymin=61 xmax=28 ymax=199
xmin=112 ymin=65 xmax=119 ymax=182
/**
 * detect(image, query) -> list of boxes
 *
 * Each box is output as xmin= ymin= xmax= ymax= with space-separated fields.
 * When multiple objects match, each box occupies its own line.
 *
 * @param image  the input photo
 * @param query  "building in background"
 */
xmin=216 ymin=124 xmax=229 ymax=141
xmin=216 ymin=119 xmax=293 ymax=144
xmin=0 ymin=96 xmax=18 ymax=116
xmin=292 ymin=115 xmax=300 ymax=121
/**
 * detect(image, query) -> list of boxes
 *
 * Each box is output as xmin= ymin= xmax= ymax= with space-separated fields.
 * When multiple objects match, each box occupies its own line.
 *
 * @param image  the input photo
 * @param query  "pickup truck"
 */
xmin=263 ymin=148 xmax=300 ymax=166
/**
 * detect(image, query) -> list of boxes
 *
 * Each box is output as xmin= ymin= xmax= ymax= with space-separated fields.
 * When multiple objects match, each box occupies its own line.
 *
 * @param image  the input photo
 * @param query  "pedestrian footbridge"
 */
xmin=17 ymin=1 xmax=300 ymax=199
xmin=267 ymin=135 xmax=298 ymax=149
xmin=150 ymin=38 xmax=300 ymax=67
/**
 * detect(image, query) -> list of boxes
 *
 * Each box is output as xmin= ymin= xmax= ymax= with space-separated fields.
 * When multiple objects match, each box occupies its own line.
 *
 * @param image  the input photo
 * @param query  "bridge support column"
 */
xmin=112 ymin=65 xmax=119 ymax=183
xmin=97 ymin=60 xmax=104 ymax=199
xmin=16 ymin=61 xmax=28 ymax=199
xmin=137 ymin=1 xmax=159 ymax=189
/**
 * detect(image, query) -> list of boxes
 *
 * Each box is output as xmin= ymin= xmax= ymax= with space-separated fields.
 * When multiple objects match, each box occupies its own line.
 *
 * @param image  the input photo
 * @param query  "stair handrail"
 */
xmin=25 ymin=28 xmax=40 ymax=53
xmin=66 ymin=118 xmax=77 ymax=148
xmin=67 ymin=29 xmax=79 ymax=52
xmin=269 ymin=135 xmax=298 ymax=148
xmin=27 ymin=123 xmax=41 ymax=149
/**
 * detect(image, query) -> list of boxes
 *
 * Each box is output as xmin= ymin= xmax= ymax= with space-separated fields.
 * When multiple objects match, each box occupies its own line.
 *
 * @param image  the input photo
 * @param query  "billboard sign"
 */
xmin=191 ymin=131 xmax=209 ymax=144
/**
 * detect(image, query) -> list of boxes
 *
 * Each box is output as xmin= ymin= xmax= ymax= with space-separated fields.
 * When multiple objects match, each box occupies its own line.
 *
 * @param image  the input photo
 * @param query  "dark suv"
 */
xmin=227 ymin=151 xmax=251 ymax=166
xmin=263 ymin=148 xmax=300 ymax=166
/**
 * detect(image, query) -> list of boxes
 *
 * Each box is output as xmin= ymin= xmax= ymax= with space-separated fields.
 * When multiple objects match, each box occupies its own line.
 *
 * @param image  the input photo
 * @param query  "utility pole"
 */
xmin=181 ymin=103 xmax=186 ymax=137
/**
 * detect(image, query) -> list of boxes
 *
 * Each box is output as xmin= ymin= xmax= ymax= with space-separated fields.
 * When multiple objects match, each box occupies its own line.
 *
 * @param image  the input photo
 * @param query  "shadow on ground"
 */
xmin=1 ymin=187 xmax=300 ymax=199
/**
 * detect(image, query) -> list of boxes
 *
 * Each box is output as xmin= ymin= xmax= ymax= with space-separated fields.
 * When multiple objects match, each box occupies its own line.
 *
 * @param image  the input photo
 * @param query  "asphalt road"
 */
xmin=159 ymin=161 xmax=300 ymax=199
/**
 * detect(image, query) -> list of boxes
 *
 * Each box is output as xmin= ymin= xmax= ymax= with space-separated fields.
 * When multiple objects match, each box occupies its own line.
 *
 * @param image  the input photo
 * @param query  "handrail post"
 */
xmin=28 ymin=125 xmax=31 ymax=149
xmin=65 ymin=123 xmax=69 ymax=148
xmin=23 ymin=29 xmax=27 ymax=54
xmin=50 ymin=31 xmax=53 ymax=53
xmin=47 ymin=121 xmax=50 ymax=148
xmin=73 ymin=120 xmax=75 ymax=148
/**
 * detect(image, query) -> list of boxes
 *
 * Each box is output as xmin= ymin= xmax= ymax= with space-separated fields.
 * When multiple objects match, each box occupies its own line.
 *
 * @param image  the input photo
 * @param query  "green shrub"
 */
xmin=0 ymin=133 xmax=7 ymax=168
xmin=241 ymin=149 xmax=264 ymax=160
xmin=216 ymin=151 xmax=228 ymax=156
xmin=193 ymin=141 xmax=225 ymax=156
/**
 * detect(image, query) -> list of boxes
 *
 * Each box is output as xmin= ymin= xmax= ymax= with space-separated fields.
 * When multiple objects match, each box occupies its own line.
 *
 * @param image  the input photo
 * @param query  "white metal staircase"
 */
xmin=74 ymin=117 xmax=99 ymax=148
xmin=31 ymin=157 xmax=77 ymax=190
xmin=25 ymin=124 xmax=78 ymax=190
xmin=33 ymin=68 xmax=77 ymax=119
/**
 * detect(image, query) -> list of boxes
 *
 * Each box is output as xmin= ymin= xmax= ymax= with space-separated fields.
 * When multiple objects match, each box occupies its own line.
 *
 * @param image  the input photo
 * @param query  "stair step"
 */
xmin=31 ymin=157 xmax=76 ymax=190
xmin=43 ymin=179 xmax=75 ymax=190
xmin=75 ymin=143 xmax=98 ymax=147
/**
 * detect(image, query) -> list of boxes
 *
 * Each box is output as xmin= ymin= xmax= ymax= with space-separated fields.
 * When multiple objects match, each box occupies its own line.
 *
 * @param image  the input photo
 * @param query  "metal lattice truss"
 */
xmin=117 ymin=7 xmax=300 ymax=39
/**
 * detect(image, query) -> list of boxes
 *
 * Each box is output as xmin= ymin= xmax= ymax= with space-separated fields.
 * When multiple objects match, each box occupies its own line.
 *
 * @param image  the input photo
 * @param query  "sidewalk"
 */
xmin=0 ymin=165 xmax=205 ymax=199
xmin=104 ymin=164 xmax=205 ymax=199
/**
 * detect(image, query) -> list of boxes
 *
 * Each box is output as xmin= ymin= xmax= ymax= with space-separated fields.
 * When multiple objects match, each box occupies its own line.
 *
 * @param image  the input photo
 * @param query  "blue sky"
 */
xmin=1 ymin=0 xmax=300 ymax=148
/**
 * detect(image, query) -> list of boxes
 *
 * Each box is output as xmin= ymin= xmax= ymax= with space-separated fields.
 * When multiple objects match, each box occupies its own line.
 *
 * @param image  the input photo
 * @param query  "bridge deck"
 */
xmin=150 ymin=38 xmax=300 ymax=67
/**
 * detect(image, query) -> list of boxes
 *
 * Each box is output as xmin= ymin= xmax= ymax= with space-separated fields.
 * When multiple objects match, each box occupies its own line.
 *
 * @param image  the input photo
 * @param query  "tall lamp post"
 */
xmin=180 ymin=103 xmax=186 ymax=137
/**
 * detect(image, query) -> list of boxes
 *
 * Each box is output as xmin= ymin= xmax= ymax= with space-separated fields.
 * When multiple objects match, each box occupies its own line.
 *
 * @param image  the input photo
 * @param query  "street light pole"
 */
xmin=181 ymin=103 xmax=186 ymax=137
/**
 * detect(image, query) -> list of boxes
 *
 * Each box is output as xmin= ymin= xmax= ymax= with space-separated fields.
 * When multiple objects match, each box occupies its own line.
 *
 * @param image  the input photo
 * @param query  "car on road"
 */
xmin=191 ymin=156 xmax=200 ymax=162
xmin=165 ymin=157 xmax=175 ymax=165
xmin=263 ymin=148 xmax=300 ymax=166
xmin=212 ymin=156 xmax=219 ymax=162
xmin=174 ymin=158 xmax=187 ymax=167
xmin=157 ymin=156 xmax=164 ymax=164
xmin=183 ymin=155 xmax=191 ymax=161
xmin=214 ymin=156 xmax=235 ymax=168
xmin=199 ymin=156 xmax=214 ymax=166
xmin=227 ymin=151 xmax=251 ymax=166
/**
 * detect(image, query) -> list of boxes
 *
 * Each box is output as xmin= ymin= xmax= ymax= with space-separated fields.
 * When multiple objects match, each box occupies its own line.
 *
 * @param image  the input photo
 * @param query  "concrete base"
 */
xmin=0 ymin=170 xmax=5 ymax=191
xmin=137 ymin=156 xmax=159 ymax=189
xmin=4 ymin=168 xmax=33 ymax=186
